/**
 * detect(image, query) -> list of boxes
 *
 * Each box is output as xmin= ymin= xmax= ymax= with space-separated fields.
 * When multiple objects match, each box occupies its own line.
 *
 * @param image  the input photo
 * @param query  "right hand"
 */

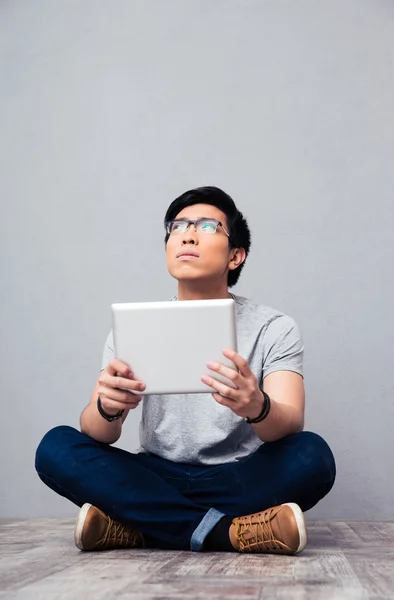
xmin=98 ymin=358 xmax=146 ymax=416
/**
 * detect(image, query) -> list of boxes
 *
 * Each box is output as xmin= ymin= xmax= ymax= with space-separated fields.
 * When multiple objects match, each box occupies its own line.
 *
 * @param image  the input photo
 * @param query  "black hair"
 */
xmin=164 ymin=186 xmax=251 ymax=287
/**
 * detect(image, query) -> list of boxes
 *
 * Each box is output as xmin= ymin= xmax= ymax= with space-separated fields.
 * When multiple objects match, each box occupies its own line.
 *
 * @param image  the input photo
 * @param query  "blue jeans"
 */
xmin=35 ymin=426 xmax=335 ymax=551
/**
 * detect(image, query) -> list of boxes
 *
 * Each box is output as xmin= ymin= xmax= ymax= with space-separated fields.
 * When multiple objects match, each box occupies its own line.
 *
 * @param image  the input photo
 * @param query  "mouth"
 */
xmin=177 ymin=252 xmax=200 ymax=259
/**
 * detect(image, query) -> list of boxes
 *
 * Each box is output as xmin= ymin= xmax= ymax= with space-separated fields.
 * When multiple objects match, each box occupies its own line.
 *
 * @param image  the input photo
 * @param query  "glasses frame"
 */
xmin=165 ymin=218 xmax=230 ymax=237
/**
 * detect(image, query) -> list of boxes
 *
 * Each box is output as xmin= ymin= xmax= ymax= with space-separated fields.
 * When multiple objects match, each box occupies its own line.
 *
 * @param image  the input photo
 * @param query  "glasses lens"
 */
xmin=196 ymin=220 xmax=218 ymax=233
xmin=169 ymin=220 xmax=188 ymax=233
xmin=167 ymin=219 xmax=219 ymax=234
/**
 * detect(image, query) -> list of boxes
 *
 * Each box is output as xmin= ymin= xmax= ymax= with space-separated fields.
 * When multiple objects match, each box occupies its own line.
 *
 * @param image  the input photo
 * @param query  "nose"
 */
xmin=181 ymin=223 xmax=199 ymax=245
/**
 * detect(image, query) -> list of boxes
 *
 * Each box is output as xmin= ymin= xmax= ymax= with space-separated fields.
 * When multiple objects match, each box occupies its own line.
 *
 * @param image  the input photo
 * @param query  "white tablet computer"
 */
xmin=111 ymin=298 xmax=238 ymax=395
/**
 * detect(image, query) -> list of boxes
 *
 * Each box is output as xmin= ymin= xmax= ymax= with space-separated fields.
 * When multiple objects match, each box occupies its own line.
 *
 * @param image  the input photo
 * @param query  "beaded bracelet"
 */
xmin=97 ymin=396 xmax=124 ymax=422
xmin=245 ymin=391 xmax=271 ymax=424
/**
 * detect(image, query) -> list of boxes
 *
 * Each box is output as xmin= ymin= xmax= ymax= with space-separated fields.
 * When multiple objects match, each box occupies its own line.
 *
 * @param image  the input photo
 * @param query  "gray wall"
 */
xmin=1 ymin=0 xmax=393 ymax=520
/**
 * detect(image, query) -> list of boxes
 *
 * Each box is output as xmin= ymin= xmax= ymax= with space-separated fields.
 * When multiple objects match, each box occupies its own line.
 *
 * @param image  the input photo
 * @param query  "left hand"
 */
xmin=201 ymin=348 xmax=264 ymax=420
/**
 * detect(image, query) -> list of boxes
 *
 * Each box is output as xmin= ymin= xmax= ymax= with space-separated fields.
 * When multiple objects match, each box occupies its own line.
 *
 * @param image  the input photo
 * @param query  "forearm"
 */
xmin=251 ymin=397 xmax=304 ymax=442
xmin=80 ymin=401 xmax=125 ymax=444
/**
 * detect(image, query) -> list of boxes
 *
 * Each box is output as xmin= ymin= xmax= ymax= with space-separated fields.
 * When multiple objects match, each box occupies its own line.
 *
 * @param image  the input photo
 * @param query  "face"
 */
xmin=166 ymin=203 xmax=240 ymax=287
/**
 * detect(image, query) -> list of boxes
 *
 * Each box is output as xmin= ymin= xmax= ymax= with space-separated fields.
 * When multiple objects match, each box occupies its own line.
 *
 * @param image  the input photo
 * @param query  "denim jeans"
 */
xmin=35 ymin=426 xmax=336 ymax=551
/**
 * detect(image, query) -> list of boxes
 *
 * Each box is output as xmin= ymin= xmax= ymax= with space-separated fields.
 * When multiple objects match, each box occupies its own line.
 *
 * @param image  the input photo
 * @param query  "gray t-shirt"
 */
xmin=101 ymin=294 xmax=303 ymax=465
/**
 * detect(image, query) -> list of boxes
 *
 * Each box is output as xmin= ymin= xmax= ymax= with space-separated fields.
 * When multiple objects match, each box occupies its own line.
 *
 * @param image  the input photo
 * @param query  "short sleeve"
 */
xmin=262 ymin=316 xmax=304 ymax=379
xmin=101 ymin=330 xmax=115 ymax=371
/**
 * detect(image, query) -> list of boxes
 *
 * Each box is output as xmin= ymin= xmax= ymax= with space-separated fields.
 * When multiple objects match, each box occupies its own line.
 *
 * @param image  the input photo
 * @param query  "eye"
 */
xmin=171 ymin=221 xmax=187 ymax=232
xmin=199 ymin=221 xmax=217 ymax=232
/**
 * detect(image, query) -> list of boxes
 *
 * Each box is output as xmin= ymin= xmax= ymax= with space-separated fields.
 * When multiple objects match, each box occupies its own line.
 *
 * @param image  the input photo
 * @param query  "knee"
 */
xmin=35 ymin=425 xmax=80 ymax=476
xmin=295 ymin=431 xmax=336 ymax=490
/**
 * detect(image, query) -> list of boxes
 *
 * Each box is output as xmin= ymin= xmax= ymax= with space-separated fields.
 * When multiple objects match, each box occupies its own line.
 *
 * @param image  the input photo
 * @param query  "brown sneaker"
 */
xmin=229 ymin=503 xmax=307 ymax=554
xmin=74 ymin=503 xmax=145 ymax=551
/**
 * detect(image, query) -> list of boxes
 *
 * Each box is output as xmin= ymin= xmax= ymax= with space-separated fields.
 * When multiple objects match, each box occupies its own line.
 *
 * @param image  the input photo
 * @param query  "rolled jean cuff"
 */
xmin=190 ymin=508 xmax=226 ymax=552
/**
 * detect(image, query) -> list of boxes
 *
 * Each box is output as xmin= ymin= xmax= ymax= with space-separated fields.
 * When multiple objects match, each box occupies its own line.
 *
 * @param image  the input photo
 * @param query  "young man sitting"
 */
xmin=35 ymin=186 xmax=336 ymax=554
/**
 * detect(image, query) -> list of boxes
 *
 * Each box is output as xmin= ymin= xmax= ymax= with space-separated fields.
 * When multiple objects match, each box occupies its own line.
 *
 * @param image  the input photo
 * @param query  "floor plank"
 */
xmin=1 ymin=519 xmax=394 ymax=600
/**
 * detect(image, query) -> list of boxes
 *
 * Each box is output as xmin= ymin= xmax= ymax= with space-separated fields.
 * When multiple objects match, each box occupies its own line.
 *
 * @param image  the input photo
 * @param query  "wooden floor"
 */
xmin=0 ymin=519 xmax=393 ymax=599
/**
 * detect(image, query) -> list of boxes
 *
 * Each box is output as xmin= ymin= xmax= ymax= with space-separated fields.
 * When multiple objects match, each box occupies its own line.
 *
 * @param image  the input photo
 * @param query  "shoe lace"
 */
xmin=99 ymin=516 xmax=144 ymax=549
xmin=235 ymin=507 xmax=286 ymax=552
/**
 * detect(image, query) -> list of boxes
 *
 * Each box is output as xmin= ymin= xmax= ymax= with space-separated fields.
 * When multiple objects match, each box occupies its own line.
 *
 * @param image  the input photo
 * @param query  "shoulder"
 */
xmin=232 ymin=294 xmax=299 ymax=332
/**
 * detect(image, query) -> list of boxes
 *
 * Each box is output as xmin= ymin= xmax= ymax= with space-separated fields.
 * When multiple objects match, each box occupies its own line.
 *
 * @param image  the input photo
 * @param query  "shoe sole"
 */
xmin=74 ymin=503 xmax=92 ymax=550
xmin=282 ymin=502 xmax=307 ymax=553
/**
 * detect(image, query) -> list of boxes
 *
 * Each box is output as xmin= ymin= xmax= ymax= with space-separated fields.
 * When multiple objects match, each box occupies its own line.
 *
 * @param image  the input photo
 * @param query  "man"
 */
xmin=36 ymin=186 xmax=336 ymax=554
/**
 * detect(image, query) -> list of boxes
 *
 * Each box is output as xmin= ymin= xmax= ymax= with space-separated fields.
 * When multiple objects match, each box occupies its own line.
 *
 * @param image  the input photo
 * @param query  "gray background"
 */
xmin=1 ymin=0 xmax=393 ymax=520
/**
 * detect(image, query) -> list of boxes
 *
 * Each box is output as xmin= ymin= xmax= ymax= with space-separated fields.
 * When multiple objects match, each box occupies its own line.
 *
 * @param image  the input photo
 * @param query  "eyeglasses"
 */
xmin=165 ymin=218 xmax=230 ymax=237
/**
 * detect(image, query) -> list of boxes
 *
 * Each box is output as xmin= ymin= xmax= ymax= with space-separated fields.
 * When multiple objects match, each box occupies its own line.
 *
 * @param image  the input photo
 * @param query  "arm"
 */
xmin=251 ymin=370 xmax=305 ymax=442
xmin=80 ymin=358 xmax=145 ymax=445
xmin=202 ymin=354 xmax=305 ymax=443
xmin=80 ymin=379 xmax=126 ymax=445
xmin=201 ymin=316 xmax=305 ymax=442
xmin=252 ymin=315 xmax=305 ymax=441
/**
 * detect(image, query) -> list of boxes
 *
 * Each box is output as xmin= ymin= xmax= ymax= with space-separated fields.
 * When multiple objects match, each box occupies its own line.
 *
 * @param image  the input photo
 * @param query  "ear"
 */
xmin=228 ymin=248 xmax=246 ymax=271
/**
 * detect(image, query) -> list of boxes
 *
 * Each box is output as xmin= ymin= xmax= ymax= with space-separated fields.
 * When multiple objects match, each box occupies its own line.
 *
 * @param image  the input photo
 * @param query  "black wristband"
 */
xmin=97 ymin=396 xmax=124 ymax=422
xmin=245 ymin=391 xmax=271 ymax=424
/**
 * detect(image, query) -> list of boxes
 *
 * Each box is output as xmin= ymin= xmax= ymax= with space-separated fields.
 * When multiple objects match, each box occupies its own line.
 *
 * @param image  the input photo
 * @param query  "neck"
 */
xmin=177 ymin=281 xmax=232 ymax=301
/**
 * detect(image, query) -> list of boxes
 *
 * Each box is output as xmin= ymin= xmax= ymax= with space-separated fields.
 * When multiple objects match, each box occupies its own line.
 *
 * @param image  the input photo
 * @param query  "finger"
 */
xmin=206 ymin=360 xmax=240 ymax=386
xmin=100 ymin=397 xmax=141 ymax=412
xmin=201 ymin=374 xmax=238 ymax=400
xmin=222 ymin=349 xmax=251 ymax=378
xmin=99 ymin=373 xmax=145 ymax=393
xmin=113 ymin=377 xmax=146 ymax=393
xmin=100 ymin=399 xmax=127 ymax=413
xmin=211 ymin=392 xmax=235 ymax=408
xmin=107 ymin=359 xmax=133 ymax=379
xmin=100 ymin=386 xmax=143 ymax=404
